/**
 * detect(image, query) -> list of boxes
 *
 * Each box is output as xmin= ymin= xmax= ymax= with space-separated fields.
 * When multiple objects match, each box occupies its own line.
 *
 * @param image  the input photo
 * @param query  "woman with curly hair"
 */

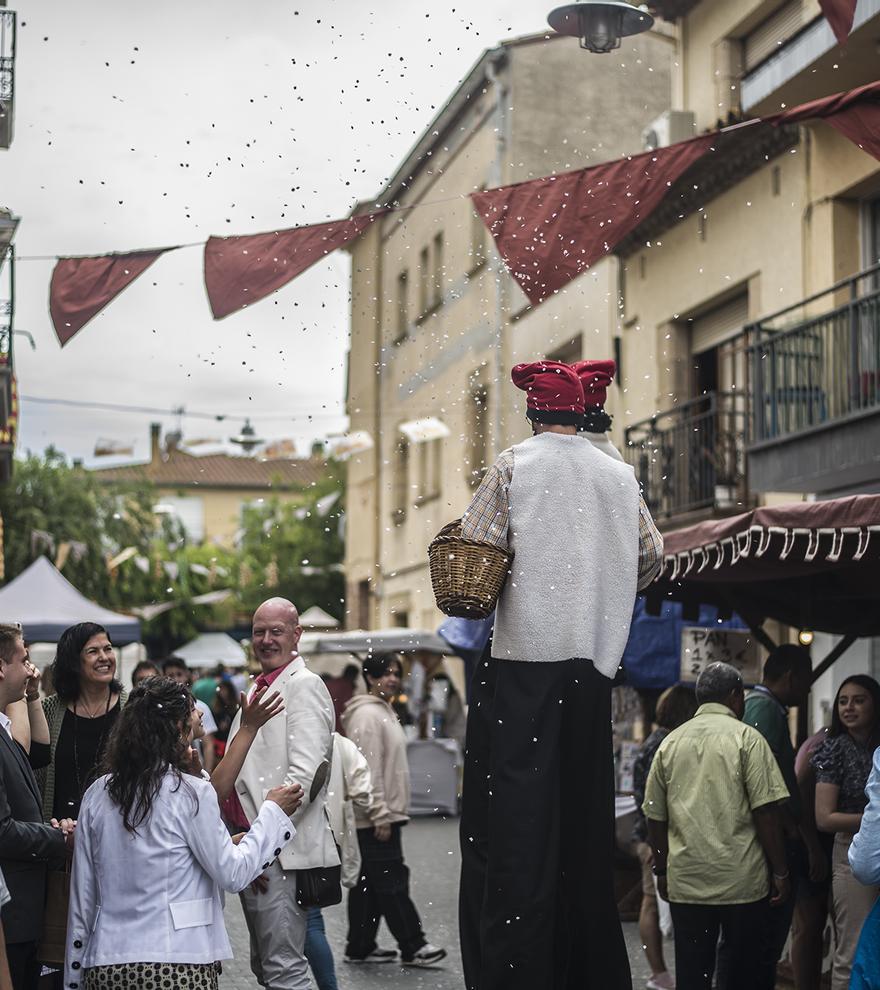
xmin=812 ymin=674 xmax=880 ymax=990
xmin=65 ymin=676 xmax=302 ymax=990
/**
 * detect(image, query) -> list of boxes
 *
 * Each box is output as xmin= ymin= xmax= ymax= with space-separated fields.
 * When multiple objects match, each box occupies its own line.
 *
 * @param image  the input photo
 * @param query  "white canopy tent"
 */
xmin=0 ymin=556 xmax=141 ymax=644
xmin=174 ymin=632 xmax=248 ymax=669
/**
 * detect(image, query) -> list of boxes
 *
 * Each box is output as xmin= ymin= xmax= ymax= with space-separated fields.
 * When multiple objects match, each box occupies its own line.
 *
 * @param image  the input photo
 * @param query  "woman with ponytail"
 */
xmin=64 ymin=676 xmax=302 ymax=990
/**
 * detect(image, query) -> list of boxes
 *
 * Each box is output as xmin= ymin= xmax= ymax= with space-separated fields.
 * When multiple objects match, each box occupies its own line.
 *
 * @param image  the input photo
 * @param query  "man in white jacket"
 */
xmin=226 ymin=598 xmax=338 ymax=990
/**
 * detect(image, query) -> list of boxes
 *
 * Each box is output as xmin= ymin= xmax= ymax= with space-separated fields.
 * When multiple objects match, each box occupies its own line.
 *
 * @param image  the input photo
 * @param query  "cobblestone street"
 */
xmin=220 ymin=817 xmax=661 ymax=989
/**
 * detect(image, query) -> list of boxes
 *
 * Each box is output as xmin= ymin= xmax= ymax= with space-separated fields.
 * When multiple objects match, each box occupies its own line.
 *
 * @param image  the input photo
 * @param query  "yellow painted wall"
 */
xmin=156 ymin=486 xmax=304 ymax=548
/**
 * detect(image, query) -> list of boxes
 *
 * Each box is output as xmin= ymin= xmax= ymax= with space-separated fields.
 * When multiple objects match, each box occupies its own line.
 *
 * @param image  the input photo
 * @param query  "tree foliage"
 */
xmin=0 ymin=449 xmax=345 ymax=650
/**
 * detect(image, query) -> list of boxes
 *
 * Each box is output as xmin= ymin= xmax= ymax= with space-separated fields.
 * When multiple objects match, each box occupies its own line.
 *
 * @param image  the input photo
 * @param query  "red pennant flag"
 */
xmin=819 ymin=0 xmax=857 ymax=44
xmin=770 ymin=80 xmax=880 ymax=162
xmin=50 ymin=250 xmax=170 ymax=347
xmin=204 ymin=214 xmax=381 ymax=320
xmin=471 ymin=135 xmax=715 ymax=307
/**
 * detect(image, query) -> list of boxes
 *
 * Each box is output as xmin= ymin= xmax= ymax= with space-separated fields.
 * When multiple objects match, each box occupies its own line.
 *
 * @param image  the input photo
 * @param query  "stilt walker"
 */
xmin=457 ymin=360 xmax=664 ymax=990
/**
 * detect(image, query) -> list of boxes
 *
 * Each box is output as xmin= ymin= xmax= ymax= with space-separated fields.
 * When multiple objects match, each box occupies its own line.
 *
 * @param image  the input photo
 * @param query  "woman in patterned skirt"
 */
xmin=65 ymin=676 xmax=302 ymax=990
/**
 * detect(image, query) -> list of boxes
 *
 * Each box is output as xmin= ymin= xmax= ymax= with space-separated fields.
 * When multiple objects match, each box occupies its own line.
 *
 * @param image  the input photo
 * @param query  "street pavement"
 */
xmin=220 ymin=817 xmax=663 ymax=989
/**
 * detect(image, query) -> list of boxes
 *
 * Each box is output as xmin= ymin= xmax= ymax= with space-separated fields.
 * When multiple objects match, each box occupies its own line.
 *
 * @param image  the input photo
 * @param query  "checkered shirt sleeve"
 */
xmin=460 ymin=449 xmax=514 ymax=549
xmin=637 ymin=501 xmax=664 ymax=590
xmin=461 ymin=448 xmax=664 ymax=589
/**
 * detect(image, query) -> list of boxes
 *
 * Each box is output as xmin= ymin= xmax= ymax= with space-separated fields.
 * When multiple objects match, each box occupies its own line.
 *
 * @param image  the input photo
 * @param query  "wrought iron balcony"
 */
xmin=624 ymin=392 xmax=748 ymax=521
xmin=750 ymin=265 xmax=880 ymax=441
xmin=747 ymin=263 xmax=880 ymax=493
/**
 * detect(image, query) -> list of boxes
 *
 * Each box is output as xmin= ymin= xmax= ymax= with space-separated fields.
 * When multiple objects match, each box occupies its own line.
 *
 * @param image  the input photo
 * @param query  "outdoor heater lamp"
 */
xmin=547 ymin=0 xmax=654 ymax=53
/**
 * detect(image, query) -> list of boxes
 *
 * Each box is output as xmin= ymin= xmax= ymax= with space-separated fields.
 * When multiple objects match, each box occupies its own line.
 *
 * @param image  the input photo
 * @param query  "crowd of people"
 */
xmin=0 ymin=604 xmax=446 ymax=990
xmin=0 ymin=358 xmax=878 ymax=990
xmin=633 ymin=650 xmax=880 ymax=990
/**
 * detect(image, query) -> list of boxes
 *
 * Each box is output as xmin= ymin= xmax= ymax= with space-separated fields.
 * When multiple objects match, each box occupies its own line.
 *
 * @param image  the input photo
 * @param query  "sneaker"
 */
xmin=402 ymin=944 xmax=447 ymax=967
xmin=646 ymin=973 xmax=675 ymax=990
xmin=344 ymin=948 xmax=397 ymax=964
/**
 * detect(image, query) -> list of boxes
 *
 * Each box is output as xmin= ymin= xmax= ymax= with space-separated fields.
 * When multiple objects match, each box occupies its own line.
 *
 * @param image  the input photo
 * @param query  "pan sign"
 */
xmin=680 ymin=627 xmax=760 ymax=684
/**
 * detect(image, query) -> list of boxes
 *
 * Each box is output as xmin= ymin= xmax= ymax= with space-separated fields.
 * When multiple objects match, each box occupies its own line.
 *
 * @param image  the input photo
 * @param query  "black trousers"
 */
xmin=459 ymin=653 xmax=631 ymax=990
xmin=671 ymin=899 xmax=770 ymax=990
xmin=345 ymin=823 xmax=427 ymax=960
xmin=745 ymin=839 xmax=803 ymax=990
xmin=5 ymin=940 xmax=39 ymax=990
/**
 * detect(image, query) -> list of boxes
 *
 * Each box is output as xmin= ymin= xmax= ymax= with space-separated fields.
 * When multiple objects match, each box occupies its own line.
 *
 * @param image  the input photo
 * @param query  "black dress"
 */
xmin=52 ymin=705 xmax=120 ymax=820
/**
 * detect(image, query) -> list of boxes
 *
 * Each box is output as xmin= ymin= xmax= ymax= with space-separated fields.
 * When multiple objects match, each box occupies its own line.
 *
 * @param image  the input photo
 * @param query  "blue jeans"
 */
xmin=305 ymin=907 xmax=339 ymax=990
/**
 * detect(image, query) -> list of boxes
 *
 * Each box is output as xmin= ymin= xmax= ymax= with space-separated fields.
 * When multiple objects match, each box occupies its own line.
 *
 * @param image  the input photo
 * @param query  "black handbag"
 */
xmin=295 ymin=758 xmax=342 ymax=908
xmin=296 ymin=864 xmax=342 ymax=908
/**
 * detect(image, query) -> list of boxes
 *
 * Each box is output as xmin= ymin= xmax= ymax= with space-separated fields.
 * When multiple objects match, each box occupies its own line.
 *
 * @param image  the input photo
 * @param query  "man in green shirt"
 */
xmin=743 ymin=644 xmax=824 ymax=988
xmin=645 ymin=662 xmax=790 ymax=990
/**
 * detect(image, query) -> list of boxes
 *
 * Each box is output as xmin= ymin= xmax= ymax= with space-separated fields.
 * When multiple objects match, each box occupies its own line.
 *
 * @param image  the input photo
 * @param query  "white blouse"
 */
xmin=65 ymin=771 xmax=293 ymax=987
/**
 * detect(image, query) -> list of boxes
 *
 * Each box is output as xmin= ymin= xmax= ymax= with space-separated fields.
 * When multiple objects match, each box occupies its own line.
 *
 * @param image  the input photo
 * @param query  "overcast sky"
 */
xmin=4 ymin=0 xmax=548 ymax=466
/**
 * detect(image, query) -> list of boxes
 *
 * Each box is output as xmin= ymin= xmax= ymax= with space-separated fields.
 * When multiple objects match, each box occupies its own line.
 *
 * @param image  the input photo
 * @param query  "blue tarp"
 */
xmin=622 ymin=597 xmax=747 ymax=690
xmin=438 ymin=601 xmax=747 ymax=695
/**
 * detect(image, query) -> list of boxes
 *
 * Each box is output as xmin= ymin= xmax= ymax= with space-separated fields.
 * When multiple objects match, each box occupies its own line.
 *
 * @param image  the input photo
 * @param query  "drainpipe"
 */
xmin=486 ymin=51 xmax=508 ymax=458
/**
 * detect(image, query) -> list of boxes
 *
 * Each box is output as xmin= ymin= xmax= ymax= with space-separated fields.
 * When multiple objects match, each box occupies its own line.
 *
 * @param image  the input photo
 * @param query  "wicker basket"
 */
xmin=428 ymin=519 xmax=512 ymax=619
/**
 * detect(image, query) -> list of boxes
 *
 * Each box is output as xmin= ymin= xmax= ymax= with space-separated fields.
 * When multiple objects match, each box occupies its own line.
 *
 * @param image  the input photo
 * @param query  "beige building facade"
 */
xmin=346 ymin=0 xmax=880 ymax=671
xmin=345 ymin=30 xmax=676 ymax=630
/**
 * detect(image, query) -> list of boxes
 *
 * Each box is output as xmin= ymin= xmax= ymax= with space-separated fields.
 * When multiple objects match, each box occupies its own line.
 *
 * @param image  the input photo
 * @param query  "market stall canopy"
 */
xmin=174 ymin=631 xmax=247 ymax=669
xmin=299 ymin=605 xmax=340 ymax=630
xmin=299 ymin=628 xmax=449 ymax=656
xmin=646 ymin=495 xmax=880 ymax=637
xmin=0 ymin=556 xmax=141 ymax=644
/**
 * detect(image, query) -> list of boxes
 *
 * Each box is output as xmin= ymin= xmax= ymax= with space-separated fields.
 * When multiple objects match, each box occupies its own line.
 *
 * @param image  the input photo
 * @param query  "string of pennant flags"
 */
xmin=36 ymin=81 xmax=880 ymax=349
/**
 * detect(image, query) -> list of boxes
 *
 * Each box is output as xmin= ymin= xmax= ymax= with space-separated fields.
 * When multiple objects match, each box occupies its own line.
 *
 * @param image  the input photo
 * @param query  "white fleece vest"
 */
xmin=492 ymin=431 xmax=640 ymax=678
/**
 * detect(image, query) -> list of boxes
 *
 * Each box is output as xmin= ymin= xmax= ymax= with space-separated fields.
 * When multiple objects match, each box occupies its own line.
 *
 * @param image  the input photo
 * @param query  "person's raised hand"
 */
xmin=241 ymin=687 xmax=285 ymax=732
xmin=267 ymin=783 xmax=303 ymax=817
xmin=25 ymin=662 xmax=41 ymax=702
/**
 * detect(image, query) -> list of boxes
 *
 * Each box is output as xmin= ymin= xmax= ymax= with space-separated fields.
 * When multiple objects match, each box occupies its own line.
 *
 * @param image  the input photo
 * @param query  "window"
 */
xmin=395 ymin=270 xmax=409 ymax=343
xmin=432 ymin=231 xmax=444 ymax=309
xmin=154 ymin=494 xmax=205 ymax=543
xmin=469 ymin=196 xmax=487 ymax=273
xmin=467 ymin=383 xmax=490 ymax=489
xmin=546 ymin=334 xmax=583 ymax=366
xmin=742 ymin=0 xmax=802 ymax=71
xmin=392 ymin=438 xmax=409 ymax=522
xmin=417 ymin=438 xmax=442 ymax=501
xmin=356 ymin=579 xmax=371 ymax=630
xmin=418 ymin=246 xmax=430 ymax=316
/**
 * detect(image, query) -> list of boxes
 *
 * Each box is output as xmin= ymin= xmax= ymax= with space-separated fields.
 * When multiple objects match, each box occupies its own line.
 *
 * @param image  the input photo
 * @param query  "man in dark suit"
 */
xmin=0 ymin=624 xmax=70 ymax=990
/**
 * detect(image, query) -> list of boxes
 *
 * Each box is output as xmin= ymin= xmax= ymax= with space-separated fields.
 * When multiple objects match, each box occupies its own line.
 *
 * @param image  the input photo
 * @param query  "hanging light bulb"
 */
xmin=547 ymin=1 xmax=654 ymax=54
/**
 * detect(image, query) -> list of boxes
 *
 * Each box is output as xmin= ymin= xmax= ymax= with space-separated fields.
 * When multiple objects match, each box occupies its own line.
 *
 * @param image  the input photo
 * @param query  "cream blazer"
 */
xmin=65 ymin=772 xmax=292 ymax=987
xmin=228 ymin=656 xmax=340 ymax=871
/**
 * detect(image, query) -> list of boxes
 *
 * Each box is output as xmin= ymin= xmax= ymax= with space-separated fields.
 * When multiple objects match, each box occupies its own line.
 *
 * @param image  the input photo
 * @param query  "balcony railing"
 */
xmin=748 ymin=264 xmax=880 ymax=445
xmin=624 ymin=391 xmax=748 ymax=521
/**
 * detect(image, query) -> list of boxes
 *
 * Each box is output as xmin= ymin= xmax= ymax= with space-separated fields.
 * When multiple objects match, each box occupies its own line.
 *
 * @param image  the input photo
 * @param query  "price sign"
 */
xmin=680 ymin=627 xmax=760 ymax=684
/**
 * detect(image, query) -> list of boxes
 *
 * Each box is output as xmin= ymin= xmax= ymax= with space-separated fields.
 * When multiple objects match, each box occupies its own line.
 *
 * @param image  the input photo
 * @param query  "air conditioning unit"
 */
xmin=642 ymin=110 xmax=696 ymax=151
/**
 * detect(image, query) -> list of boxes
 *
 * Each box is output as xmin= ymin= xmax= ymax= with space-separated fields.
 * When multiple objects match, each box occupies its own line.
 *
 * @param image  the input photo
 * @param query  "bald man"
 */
xmin=228 ymin=598 xmax=339 ymax=990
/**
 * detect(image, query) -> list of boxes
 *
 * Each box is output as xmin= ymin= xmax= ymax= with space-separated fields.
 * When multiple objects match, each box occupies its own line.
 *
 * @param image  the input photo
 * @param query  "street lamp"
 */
xmin=229 ymin=419 xmax=264 ymax=454
xmin=547 ymin=1 xmax=654 ymax=53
